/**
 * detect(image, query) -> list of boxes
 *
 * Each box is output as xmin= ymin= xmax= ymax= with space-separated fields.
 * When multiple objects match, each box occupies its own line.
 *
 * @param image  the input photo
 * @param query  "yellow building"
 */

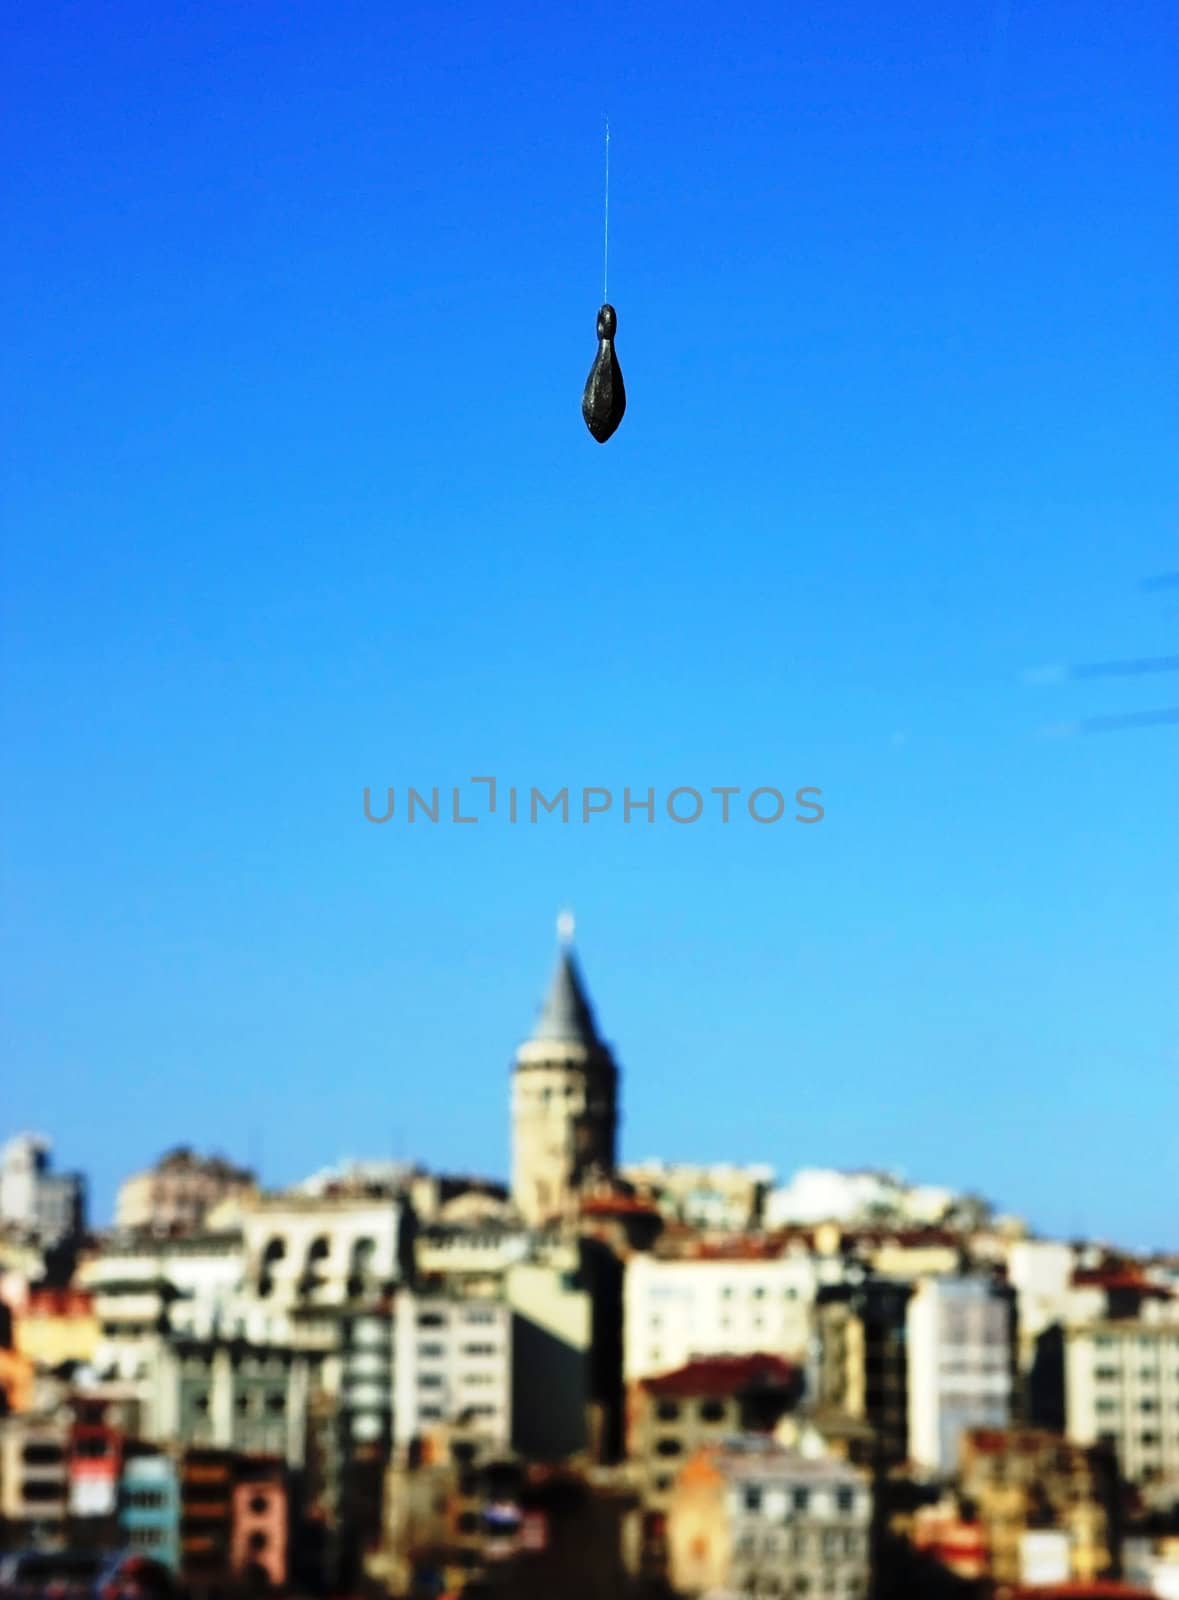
xmin=958 ymin=1426 xmax=1116 ymax=1585
xmin=15 ymin=1288 xmax=99 ymax=1370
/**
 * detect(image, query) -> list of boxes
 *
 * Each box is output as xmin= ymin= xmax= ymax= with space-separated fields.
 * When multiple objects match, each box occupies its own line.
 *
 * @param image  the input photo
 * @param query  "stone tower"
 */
xmin=510 ymin=918 xmax=620 ymax=1227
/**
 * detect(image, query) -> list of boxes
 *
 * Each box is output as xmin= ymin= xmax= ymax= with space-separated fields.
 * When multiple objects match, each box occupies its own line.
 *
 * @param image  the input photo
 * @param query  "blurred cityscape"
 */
xmin=2 ymin=935 xmax=1177 ymax=1600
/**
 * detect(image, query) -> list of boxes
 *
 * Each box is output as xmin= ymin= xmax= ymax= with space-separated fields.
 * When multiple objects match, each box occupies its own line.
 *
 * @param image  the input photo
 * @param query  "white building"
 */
xmin=241 ymin=1192 xmax=408 ymax=1309
xmin=77 ymin=1228 xmax=247 ymax=1399
xmin=624 ymin=1251 xmax=824 ymax=1383
xmin=765 ymin=1167 xmax=957 ymax=1229
xmin=0 ymin=1135 xmax=85 ymax=1244
xmin=1006 ymin=1239 xmax=1076 ymax=1373
xmin=1065 ymin=1313 xmax=1179 ymax=1489
xmin=392 ymin=1291 xmax=511 ymax=1450
xmin=906 ymin=1277 xmax=1014 ymax=1476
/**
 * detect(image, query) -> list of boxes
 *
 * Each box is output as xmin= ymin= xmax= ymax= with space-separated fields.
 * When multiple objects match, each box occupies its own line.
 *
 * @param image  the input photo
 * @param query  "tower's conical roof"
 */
xmin=532 ymin=948 xmax=602 ymax=1047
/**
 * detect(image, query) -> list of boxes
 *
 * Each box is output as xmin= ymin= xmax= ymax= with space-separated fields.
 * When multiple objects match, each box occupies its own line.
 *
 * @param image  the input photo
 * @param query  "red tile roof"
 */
xmin=641 ymin=1354 xmax=798 ymax=1399
xmin=1006 ymin=1586 xmax=1158 ymax=1599
xmin=1071 ymin=1269 xmax=1172 ymax=1297
xmin=580 ymin=1196 xmax=661 ymax=1217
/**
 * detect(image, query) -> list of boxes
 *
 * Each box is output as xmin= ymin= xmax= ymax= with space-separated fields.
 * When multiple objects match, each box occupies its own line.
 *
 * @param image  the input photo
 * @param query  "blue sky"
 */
xmin=3 ymin=0 xmax=1176 ymax=1247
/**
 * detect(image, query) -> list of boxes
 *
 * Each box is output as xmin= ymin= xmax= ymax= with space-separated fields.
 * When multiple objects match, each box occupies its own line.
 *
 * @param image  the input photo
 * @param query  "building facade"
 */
xmin=1065 ymin=1315 xmax=1179 ymax=1489
xmin=393 ymin=1291 xmax=511 ymax=1449
xmin=116 ymin=1149 xmax=257 ymax=1235
xmin=906 ymin=1276 xmax=1014 ymax=1476
xmin=120 ymin=1449 xmax=181 ymax=1570
xmin=628 ymin=1355 xmax=802 ymax=1513
xmin=815 ymin=1277 xmax=912 ymax=1469
xmin=0 ymin=1135 xmax=85 ymax=1246
xmin=667 ymin=1436 xmax=871 ymax=1600
xmin=624 ymin=1250 xmax=820 ymax=1384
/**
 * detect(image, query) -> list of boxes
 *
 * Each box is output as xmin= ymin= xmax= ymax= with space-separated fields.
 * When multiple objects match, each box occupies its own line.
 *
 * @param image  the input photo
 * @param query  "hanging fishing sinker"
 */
xmin=582 ymin=303 xmax=626 ymax=444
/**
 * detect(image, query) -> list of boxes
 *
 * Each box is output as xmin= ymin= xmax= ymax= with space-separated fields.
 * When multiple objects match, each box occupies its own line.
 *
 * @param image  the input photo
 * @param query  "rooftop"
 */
xmin=642 ymin=1355 xmax=799 ymax=1400
xmin=531 ymin=948 xmax=602 ymax=1047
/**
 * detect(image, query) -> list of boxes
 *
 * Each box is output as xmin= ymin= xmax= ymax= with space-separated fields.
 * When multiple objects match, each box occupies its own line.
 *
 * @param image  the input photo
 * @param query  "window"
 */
xmin=463 ymin=1343 xmax=496 ymax=1356
xmin=656 ymin=1438 xmax=683 ymax=1457
xmin=127 ymin=1490 xmax=166 ymax=1510
xmin=23 ymin=1481 xmax=65 ymax=1503
xmin=419 ymin=1374 xmax=444 ymax=1389
xmin=419 ymin=1343 xmax=445 ymax=1358
xmin=743 ymin=1485 xmax=762 ymax=1513
xmin=465 ymin=1310 xmax=496 ymax=1324
xmin=417 ymin=1312 xmax=446 ymax=1328
xmin=265 ymin=1393 xmax=285 ymax=1413
xmin=836 ymin=1487 xmax=854 ymax=1514
xmin=656 ymin=1400 xmax=681 ymax=1422
xmin=700 ymin=1400 xmax=727 ymax=1423
xmin=249 ymin=1494 xmax=269 ymax=1514
xmin=793 ymin=1488 xmax=810 ymax=1513
xmin=22 ymin=1442 xmax=64 ymax=1466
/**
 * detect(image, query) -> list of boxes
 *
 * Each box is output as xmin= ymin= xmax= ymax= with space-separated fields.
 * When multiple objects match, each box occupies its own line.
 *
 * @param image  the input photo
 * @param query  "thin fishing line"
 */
xmin=603 ymin=117 xmax=610 ymax=301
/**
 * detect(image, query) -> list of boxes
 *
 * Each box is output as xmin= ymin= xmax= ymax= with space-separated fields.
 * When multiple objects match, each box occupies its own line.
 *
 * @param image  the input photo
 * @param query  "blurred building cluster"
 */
xmin=2 ymin=939 xmax=1177 ymax=1600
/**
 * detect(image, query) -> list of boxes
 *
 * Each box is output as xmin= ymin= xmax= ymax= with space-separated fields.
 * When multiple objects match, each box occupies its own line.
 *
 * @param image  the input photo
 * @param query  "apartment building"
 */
xmin=178 ymin=1447 xmax=235 ymax=1590
xmin=1065 ymin=1315 xmax=1179 ymax=1489
xmin=815 ymin=1278 xmax=912 ymax=1469
xmin=628 ymin=1355 xmax=802 ymax=1512
xmin=241 ymin=1191 xmax=409 ymax=1310
xmin=120 ymin=1448 xmax=181 ymax=1569
xmin=958 ymin=1426 xmax=1117 ymax=1586
xmin=0 ymin=1135 xmax=85 ymax=1246
xmin=906 ymin=1276 xmax=1014 ymax=1476
xmin=0 ymin=1412 xmax=69 ymax=1536
xmin=231 ymin=1458 xmax=289 ymax=1590
xmin=624 ymin=1249 xmax=822 ymax=1383
xmin=150 ymin=1334 xmax=313 ymax=1466
xmin=667 ymin=1435 xmax=871 ymax=1600
xmin=14 ymin=1287 xmax=99 ymax=1371
xmin=393 ymin=1291 xmax=511 ymax=1449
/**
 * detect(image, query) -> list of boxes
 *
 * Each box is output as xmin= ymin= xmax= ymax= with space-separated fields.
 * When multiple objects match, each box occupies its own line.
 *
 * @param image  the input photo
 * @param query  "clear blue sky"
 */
xmin=3 ymin=1 xmax=1176 ymax=1248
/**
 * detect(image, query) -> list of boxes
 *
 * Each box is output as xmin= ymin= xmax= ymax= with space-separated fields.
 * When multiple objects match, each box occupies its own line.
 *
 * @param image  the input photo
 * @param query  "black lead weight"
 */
xmin=582 ymin=303 xmax=626 ymax=443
